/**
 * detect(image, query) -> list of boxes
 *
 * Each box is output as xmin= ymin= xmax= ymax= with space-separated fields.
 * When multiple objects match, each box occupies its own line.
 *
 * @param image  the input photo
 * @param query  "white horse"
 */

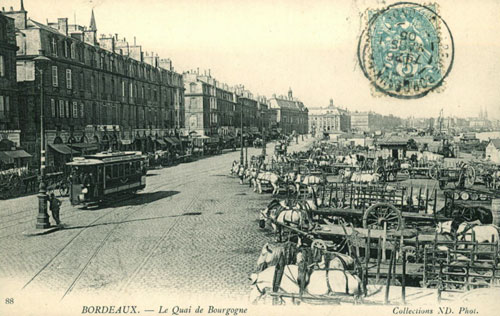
xmin=295 ymin=174 xmax=324 ymax=196
xmin=255 ymin=242 xmax=355 ymax=272
xmin=344 ymin=170 xmax=381 ymax=184
xmin=256 ymin=171 xmax=296 ymax=195
xmin=249 ymin=265 xmax=362 ymax=303
xmin=231 ymin=160 xmax=241 ymax=175
xmin=436 ymin=220 xmax=500 ymax=244
xmin=259 ymin=199 xmax=311 ymax=232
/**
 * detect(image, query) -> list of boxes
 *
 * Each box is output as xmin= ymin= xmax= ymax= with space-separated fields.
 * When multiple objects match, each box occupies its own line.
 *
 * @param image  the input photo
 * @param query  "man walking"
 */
xmin=49 ymin=193 xmax=61 ymax=226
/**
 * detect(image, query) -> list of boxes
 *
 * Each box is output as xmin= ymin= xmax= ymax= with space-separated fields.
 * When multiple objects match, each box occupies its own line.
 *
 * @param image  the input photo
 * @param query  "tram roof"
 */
xmin=67 ymin=151 xmax=145 ymax=166
xmin=66 ymin=158 xmax=104 ymax=166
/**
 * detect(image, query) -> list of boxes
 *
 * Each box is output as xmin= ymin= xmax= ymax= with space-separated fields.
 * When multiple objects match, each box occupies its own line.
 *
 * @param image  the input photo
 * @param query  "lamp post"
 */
xmin=34 ymin=53 xmax=51 ymax=229
xmin=261 ymin=110 xmax=266 ymax=158
xmin=240 ymin=101 xmax=244 ymax=165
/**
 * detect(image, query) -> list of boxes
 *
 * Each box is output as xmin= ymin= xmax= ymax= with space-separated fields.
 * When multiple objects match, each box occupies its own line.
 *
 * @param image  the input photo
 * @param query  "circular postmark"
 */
xmin=358 ymin=2 xmax=454 ymax=99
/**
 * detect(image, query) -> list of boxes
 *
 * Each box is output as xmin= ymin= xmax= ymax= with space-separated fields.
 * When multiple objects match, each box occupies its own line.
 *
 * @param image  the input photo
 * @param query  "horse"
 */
xmin=249 ymin=265 xmax=362 ymax=304
xmin=295 ymin=173 xmax=324 ymax=196
xmin=259 ymin=199 xmax=312 ymax=232
xmin=436 ymin=220 xmax=500 ymax=244
xmin=256 ymin=171 xmax=296 ymax=195
xmin=344 ymin=170 xmax=381 ymax=184
xmin=255 ymin=242 xmax=355 ymax=272
xmin=237 ymin=165 xmax=247 ymax=184
xmin=230 ymin=160 xmax=241 ymax=175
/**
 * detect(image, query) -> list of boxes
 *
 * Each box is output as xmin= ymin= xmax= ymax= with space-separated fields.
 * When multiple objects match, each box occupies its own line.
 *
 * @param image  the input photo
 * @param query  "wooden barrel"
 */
xmin=492 ymin=199 xmax=500 ymax=226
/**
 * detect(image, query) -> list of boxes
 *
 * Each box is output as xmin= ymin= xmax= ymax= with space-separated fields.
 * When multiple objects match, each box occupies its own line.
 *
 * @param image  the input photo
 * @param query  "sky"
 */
xmin=3 ymin=0 xmax=500 ymax=119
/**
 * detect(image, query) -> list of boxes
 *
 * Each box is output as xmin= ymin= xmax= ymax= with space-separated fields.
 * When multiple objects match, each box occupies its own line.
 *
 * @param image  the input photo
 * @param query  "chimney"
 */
xmin=115 ymin=33 xmax=118 ymax=40
xmin=208 ymin=69 xmax=211 ymax=76
xmin=134 ymin=36 xmax=136 ymax=46
xmin=2 ymin=1 xmax=27 ymax=29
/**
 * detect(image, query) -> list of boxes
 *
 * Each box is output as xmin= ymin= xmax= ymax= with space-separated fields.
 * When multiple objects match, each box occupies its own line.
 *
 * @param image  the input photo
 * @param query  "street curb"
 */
xmin=22 ymin=226 xmax=61 ymax=236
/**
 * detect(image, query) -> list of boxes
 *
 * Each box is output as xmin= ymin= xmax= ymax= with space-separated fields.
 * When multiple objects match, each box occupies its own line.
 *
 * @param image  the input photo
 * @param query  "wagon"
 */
xmin=434 ymin=164 xmax=476 ymax=190
xmin=0 ymin=167 xmax=39 ymax=199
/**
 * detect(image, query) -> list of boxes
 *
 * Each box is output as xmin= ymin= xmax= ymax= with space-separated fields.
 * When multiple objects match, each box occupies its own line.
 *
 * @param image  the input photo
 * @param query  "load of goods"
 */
xmin=231 ymin=140 xmax=500 ymax=305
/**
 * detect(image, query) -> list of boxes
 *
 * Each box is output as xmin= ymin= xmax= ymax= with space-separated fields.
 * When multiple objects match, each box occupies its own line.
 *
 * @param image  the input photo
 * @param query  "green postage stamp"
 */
xmin=358 ymin=2 xmax=454 ymax=99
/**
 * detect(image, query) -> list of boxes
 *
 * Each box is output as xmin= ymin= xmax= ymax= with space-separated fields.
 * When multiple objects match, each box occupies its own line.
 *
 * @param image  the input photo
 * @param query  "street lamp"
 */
xmin=34 ymin=53 xmax=51 ymax=229
xmin=240 ymin=101 xmax=244 ymax=166
xmin=261 ymin=110 xmax=266 ymax=158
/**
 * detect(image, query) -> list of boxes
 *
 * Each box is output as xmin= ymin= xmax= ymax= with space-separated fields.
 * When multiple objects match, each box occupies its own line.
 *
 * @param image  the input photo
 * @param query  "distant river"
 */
xmin=476 ymin=131 xmax=500 ymax=142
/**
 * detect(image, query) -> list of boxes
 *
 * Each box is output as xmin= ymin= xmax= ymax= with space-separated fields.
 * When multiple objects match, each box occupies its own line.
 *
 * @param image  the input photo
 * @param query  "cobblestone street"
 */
xmin=0 ymin=138 xmax=314 ymax=303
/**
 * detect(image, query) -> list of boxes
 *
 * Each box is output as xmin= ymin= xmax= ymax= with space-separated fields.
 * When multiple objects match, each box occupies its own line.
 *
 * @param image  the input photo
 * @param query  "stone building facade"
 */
xmin=308 ymin=99 xmax=350 ymax=135
xmin=183 ymin=70 xmax=263 ymax=138
xmin=4 ymin=3 xmax=184 ymax=169
xmin=268 ymin=88 xmax=308 ymax=135
xmin=0 ymin=12 xmax=20 ymax=146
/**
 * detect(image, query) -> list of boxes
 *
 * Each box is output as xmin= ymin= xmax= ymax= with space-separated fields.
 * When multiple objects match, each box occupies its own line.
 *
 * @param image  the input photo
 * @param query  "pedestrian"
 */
xmin=49 ymin=193 xmax=61 ymax=226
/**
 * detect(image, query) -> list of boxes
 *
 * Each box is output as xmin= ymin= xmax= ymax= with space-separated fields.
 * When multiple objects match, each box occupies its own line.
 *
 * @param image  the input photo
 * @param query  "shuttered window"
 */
xmin=52 ymin=66 xmax=58 ymax=87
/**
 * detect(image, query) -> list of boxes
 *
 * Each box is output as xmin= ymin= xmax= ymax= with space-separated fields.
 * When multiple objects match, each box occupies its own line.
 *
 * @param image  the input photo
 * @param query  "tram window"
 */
xmin=112 ymin=165 xmax=118 ymax=178
xmin=105 ymin=166 xmax=112 ymax=180
xmin=119 ymin=164 xmax=125 ymax=177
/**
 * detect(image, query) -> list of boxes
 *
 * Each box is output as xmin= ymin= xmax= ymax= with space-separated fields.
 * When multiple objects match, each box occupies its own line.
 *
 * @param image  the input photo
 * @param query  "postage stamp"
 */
xmin=358 ymin=2 xmax=454 ymax=99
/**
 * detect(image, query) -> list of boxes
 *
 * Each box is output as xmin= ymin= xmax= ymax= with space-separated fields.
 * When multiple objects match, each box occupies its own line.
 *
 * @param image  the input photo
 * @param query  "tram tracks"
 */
xmin=20 ymin=163 xmax=226 ymax=296
xmin=0 ymin=164 xmax=224 ymax=238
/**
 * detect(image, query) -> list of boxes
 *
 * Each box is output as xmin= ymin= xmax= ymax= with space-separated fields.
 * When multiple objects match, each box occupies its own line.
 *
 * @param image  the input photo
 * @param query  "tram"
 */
xmin=66 ymin=151 xmax=147 ymax=206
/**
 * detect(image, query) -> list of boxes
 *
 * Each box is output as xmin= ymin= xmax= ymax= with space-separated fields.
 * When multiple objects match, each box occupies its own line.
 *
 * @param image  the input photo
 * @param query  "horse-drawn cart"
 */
xmin=0 ymin=167 xmax=39 ymax=199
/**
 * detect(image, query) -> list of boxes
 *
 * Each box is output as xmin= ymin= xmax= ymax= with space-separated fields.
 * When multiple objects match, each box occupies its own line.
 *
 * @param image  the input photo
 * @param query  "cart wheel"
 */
xmin=458 ymin=206 xmax=477 ymax=222
xmin=453 ymin=192 xmax=460 ymax=200
xmin=470 ymin=192 xmax=479 ymax=201
xmin=429 ymin=165 xmax=440 ymax=180
xmin=287 ymin=184 xmax=296 ymax=194
xmin=363 ymin=202 xmax=403 ymax=231
xmin=402 ymin=246 xmax=417 ymax=263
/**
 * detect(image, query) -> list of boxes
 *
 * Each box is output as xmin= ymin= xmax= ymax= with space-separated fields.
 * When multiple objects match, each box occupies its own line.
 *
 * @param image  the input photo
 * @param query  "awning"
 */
xmin=120 ymin=139 xmax=132 ymax=145
xmin=70 ymin=143 xmax=100 ymax=151
xmin=156 ymin=139 xmax=167 ymax=146
xmin=164 ymin=137 xmax=176 ymax=145
xmin=48 ymin=144 xmax=79 ymax=155
xmin=1 ymin=149 xmax=32 ymax=159
xmin=0 ymin=151 xmax=14 ymax=164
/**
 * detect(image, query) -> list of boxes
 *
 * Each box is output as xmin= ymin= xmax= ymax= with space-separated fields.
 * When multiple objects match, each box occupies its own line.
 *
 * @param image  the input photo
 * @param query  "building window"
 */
xmin=0 ymin=96 xmax=4 ymax=119
xmin=80 ymin=72 xmax=84 ymax=90
xmin=64 ymin=41 xmax=69 ymax=58
xmin=129 ymin=82 xmax=133 ymax=97
xmin=71 ymin=42 xmax=76 ymax=59
xmin=65 ymin=101 xmax=70 ymax=118
xmin=73 ymin=101 xmax=78 ymax=118
xmin=52 ymin=66 xmax=58 ymax=87
xmin=51 ymin=37 xmax=58 ymax=56
xmin=0 ymin=55 xmax=4 ymax=77
xmin=59 ymin=100 xmax=65 ymax=117
xmin=66 ymin=69 xmax=72 ymax=89
xmin=80 ymin=103 xmax=84 ymax=118
xmin=90 ymin=75 xmax=95 ymax=93
xmin=51 ymin=99 xmax=56 ymax=117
